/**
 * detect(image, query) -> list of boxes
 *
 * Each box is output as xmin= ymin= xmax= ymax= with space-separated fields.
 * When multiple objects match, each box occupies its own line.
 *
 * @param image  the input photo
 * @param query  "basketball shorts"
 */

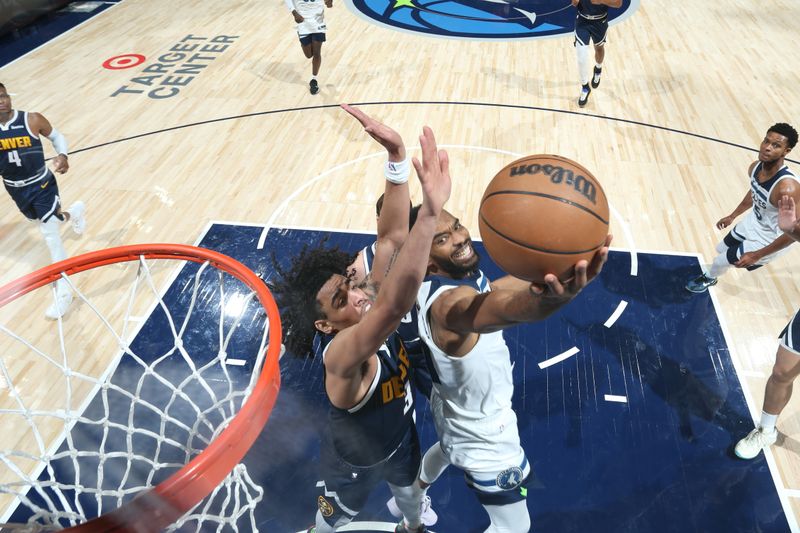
xmin=780 ymin=309 xmax=800 ymax=355
xmin=574 ymin=15 xmax=608 ymax=47
xmin=315 ymin=425 xmax=421 ymax=526
xmin=723 ymin=219 xmax=789 ymax=270
xmin=5 ymin=171 xmax=62 ymax=222
xmin=299 ymin=32 xmax=326 ymax=46
xmin=463 ymin=454 xmax=532 ymax=506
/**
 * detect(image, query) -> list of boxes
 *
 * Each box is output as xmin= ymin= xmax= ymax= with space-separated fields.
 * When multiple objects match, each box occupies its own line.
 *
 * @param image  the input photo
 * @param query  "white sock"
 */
xmin=760 ymin=411 xmax=778 ymax=433
xmin=39 ymin=217 xmax=67 ymax=263
xmin=707 ymin=253 xmax=732 ymax=279
xmin=595 ymin=63 xmax=602 ymax=70
xmin=312 ymin=75 xmax=318 ymax=81
xmin=576 ymin=44 xmax=591 ymax=85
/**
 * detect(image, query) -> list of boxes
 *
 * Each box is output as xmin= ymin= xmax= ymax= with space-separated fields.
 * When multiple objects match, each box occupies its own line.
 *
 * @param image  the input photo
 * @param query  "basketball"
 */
xmin=478 ymin=154 xmax=609 ymax=283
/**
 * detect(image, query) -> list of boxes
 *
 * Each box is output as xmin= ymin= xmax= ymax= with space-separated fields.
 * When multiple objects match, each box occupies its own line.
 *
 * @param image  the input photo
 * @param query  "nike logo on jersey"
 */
xmin=10 ymin=125 xmax=24 ymax=130
xmin=40 ymin=181 xmax=48 ymax=189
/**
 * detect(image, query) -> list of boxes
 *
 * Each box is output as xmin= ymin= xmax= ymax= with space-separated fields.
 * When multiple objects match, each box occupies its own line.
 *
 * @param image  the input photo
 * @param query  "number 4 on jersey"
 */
xmin=8 ymin=150 xmax=21 ymax=167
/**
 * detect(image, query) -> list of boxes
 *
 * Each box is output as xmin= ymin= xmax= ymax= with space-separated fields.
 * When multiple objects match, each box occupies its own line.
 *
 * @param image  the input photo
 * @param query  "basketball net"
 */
xmin=0 ymin=245 xmax=281 ymax=532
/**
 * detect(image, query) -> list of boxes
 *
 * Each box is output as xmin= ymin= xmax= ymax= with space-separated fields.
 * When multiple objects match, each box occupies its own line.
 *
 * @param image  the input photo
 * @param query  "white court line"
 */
xmin=539 ymin=347 xmax=580 ymax=369
xmin=784 ymin=490 xmax=800 ymax=499
xmin=225 ymin=359 xmax=247 ymax=366
xmin=604 ymin=300 xmax=628 ymax=328
xmin=604 ymin=394 xmax=628 ymax=403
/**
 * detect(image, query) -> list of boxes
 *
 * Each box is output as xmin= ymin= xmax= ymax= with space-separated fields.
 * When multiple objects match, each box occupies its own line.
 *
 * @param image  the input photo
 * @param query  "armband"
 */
xmin=47 ymin=128 xmax=68 ymax=156
xmin=384 ymin=158 xmax=410 ymax=184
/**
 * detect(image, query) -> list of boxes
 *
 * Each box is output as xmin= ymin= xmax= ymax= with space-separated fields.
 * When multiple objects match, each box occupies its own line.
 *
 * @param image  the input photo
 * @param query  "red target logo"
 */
xmin=102 ymin=54 xmax=146 ymax=70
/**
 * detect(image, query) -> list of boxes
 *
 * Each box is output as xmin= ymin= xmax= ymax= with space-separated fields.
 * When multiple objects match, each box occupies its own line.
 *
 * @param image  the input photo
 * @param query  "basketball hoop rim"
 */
xmin=0 ymin=244 xmax=282 ymax=532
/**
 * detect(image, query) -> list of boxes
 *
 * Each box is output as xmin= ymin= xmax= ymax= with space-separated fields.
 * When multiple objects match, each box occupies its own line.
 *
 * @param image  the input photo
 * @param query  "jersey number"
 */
xmin=7 ymin=150 xmax=21 ymax=167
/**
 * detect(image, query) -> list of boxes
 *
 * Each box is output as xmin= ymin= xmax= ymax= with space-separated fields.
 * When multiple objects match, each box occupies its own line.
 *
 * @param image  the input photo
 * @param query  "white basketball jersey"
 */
xmin=285 ymin=0 xmax=327 ymax=36
xmin=737 ymin=162 xmax=800 ymax=247
xmin=417 ymin=271 xmax=523 ymax=473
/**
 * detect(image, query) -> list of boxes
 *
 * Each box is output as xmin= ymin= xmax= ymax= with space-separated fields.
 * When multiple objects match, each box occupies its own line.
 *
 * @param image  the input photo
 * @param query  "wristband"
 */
xmin=384 ymin=158 xmax=410 ymax=184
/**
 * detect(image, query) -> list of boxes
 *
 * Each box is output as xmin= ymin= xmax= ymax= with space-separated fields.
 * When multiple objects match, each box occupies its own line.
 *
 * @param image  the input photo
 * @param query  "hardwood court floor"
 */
xmin=0 ymin=0 xmax=799 ymax=528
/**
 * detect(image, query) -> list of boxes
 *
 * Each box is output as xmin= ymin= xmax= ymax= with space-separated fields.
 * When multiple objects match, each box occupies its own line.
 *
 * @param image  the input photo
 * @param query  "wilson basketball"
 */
xmin=478 ymin=154 xmax=609 ymax=283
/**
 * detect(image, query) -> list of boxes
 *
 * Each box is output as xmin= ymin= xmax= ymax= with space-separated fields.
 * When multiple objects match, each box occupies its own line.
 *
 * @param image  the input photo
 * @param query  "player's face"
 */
xmin=0 ymin=88 xmax=11 ymax=117
xmin=759 ymin=131 xmax=792 ymax=163
xmin=314 ymin=273 xmax=373 ymax=334
xmin=428 ymin=210 xmax=480 ymax=278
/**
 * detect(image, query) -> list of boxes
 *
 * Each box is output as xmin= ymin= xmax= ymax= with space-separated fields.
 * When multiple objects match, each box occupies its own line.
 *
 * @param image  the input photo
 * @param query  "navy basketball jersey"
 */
xmin=577 ymin=0 xmax=608 ymax=18
xmin=319 ymin=332 xmax=415 ymax=466
xmin=0 ymin=111 xmax=47 ymax=184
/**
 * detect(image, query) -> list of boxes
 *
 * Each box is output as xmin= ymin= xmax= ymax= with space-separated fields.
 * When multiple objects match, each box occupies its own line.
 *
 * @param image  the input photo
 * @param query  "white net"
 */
xmin=0 ymin=249 xmax=277 ymax=531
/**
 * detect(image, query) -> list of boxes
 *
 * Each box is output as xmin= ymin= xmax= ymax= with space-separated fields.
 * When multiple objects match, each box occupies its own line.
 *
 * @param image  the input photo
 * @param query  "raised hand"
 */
xmin=412 ymin=126 xmax=451 ymax=217
xmin=778 ymin=195 xmax=798 ymax=233
xmin=531 ymin=234 xmax=613 ymax=300
xmin=341 ymin=103 xmax=405 ymax=161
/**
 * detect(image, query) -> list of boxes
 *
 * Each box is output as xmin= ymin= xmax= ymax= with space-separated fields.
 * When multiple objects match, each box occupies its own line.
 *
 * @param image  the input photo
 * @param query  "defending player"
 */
xmin=686 ymin=123 xmax=800 ymax=293
xmin=0 ymin=83 xmax=86 ymax=319
xmin=571 ymin=0 xmax=622 ymax=107
xmin=286 ymin=0 xmax=333 ymax=94
xmin=270 ymin=105 xmax=450 ymax=533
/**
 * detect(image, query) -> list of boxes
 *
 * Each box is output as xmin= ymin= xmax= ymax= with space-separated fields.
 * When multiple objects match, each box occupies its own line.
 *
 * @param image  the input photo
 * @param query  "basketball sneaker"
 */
xmin=395 ymin=521 xmax=428 ymax=533
xmin=67 ymin=201 xmax=86 ymax=235
xmin=578 ymin=84 xmax=591 ymax=107
xmin=309 ymin=79 xmax=319 ymax=95
xmin=591 ymin=66 xmax=602 ymax=89
xmin=685 ymin=273 xmax=718 ymax=293
xmin=735 ymin=427 xmax=778 ymax=459
xmin=45 ymin=289 xmax=73 ymax=320
xmin=386 ymin=495 xmax=438 ymax=526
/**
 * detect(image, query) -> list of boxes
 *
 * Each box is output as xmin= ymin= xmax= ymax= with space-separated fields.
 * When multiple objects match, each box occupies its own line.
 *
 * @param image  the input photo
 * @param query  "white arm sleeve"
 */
xmin=285 ymin=0 xmax=296 ymax=11
xmin=46 ymin=128 xmax=68 ymax=156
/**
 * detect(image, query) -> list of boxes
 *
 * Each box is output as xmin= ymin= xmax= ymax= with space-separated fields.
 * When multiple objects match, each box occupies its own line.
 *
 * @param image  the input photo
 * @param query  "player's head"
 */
xmin=427 ymin=209 xmax=480 ymax=279
xmin=761 ymin=123 xmax=798 ymax=162
xmin=269 ymin=242 xmax=359 ymax=357
xmin=0 ymin=83 xmax=10 ymax=115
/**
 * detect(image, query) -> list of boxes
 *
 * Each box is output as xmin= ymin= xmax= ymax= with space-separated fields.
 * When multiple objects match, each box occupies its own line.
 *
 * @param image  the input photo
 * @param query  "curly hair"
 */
xmin=768 ymin=123 xmax=799 ymax=149
xmin=268 ymin=241 xmax=357 ymax=358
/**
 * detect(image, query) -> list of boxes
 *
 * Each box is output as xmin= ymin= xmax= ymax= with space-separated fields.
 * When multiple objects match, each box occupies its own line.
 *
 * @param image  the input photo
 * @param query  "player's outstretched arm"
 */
xmin=325 ymin=126 xmax=450 ymax=375
xmin=434 ymin=235 xmax=611 ymax=335
xmin=341 ymin=103 xmax=409 ymax=284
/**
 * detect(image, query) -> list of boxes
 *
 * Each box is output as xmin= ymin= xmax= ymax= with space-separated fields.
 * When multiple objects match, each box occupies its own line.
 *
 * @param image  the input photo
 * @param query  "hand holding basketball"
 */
xmin=479 ymin=154 xmax=610 ymax=282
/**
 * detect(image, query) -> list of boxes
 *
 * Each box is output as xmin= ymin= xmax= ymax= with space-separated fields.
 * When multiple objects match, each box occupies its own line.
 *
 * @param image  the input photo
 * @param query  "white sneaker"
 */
xmin=735 ymin=427 xmax=777 ymax=459
xmin=386 ymin=495 xmax=437 ymax=526
xmin=45 ymin=290 xmax=73 ymax=320
xmin=67 ymin=201 xmax=86 ymax=235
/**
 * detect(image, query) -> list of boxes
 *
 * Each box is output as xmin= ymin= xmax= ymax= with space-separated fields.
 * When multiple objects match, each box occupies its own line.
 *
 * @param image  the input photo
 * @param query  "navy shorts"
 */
xmin=722 ymin=231 xmax=764 ymax=271
xmin=4 ymin=171 xmax=62 ymax=222
xmin=780 ymin=309 xmax=800 ymax=355
xmin=299 ymin=33 xmax=326 ymax=46
xmin=315 ymin=425 xmax=421 ymax=527
xmin=574 ymin=15 xmax=608 ymax=46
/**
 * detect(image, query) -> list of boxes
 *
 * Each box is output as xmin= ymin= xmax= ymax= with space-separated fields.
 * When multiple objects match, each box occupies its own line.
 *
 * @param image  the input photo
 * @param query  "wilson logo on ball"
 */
xmin=509 ymin=164 xmax=598 ymax=204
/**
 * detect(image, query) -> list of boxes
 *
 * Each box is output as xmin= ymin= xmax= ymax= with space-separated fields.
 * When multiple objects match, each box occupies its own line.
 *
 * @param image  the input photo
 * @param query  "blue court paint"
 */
xmin=8 ymin=223 xmax=789 ymax=532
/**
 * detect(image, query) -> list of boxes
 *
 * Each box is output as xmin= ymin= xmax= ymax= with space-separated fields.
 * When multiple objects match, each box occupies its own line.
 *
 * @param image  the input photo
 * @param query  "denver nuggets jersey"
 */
xmin=744 ymin=162 xmax=799 ymax=245
xmin=416 ymin=271 xmax=522 ymax=472
xmin=320 ymin=332 xmax=414 ymax=466
xmin=0 ymin=111 xmax=48 ymax=185
xmin=285 ymin=0 xmax=327 ymax=36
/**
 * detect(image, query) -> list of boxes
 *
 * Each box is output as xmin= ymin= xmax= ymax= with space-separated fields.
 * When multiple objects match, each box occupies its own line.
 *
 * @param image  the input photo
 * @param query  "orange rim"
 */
xmin=0 ymin=244 xmax=282 ymax=532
